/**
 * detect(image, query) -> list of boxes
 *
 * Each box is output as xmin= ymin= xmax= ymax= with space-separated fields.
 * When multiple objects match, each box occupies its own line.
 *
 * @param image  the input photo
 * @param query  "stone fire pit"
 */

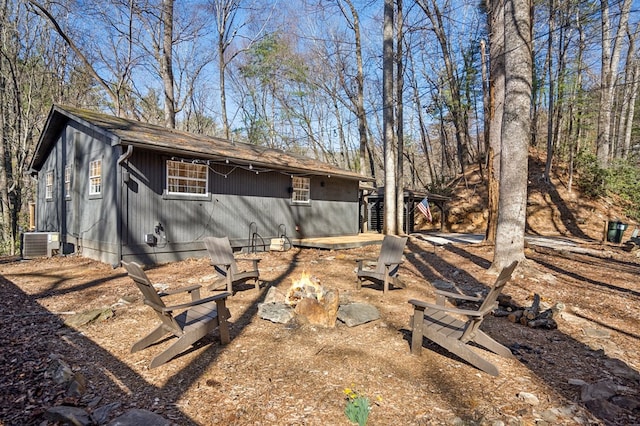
xmin=258 ymin=272 xmax=379 ymax=328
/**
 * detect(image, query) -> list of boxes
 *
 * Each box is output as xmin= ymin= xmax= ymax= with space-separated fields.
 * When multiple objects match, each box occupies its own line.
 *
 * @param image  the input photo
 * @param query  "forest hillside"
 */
xmin=418 ymin=149 xmax=638 ymax=241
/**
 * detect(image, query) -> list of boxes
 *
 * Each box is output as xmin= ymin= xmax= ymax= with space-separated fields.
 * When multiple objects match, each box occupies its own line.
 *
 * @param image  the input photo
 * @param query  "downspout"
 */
xmin=116 ymin=145 xmax=133 ymax=266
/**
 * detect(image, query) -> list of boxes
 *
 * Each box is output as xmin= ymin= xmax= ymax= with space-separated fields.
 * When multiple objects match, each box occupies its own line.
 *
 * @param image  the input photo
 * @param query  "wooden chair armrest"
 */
xmin=434 ymin=289 xmax=483 ymax=302
xmin=158 ymin=284 xmax=202 ymax=297
xmin=384 ymin=260 xmax=404 ymax=267
xmin=157 ymin=292 xmax=232 ymax=313
xmin=408 ymin=299 xmax=496 ymax=317
xmin=236 ymin=258 xmax=261 ymax=263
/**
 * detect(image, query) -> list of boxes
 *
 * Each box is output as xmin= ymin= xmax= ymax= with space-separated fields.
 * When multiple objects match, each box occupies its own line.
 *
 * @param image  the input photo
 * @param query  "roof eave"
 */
xmin=118 ymin=140 xmax=374 ymax=182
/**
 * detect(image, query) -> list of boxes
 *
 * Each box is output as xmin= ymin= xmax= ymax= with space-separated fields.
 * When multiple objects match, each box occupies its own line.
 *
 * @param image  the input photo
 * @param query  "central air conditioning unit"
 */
xmin=22 ymin=232 xmax=60 ymax=259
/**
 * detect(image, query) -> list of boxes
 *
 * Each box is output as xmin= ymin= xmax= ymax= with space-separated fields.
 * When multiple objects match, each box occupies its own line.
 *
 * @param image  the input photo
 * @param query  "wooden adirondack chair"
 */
xmin=122 ymin=261 xmax=231 ymax=369
xmin=408 ymin=261 xmax=518 ymax=376
xmin=203 ymin=236 xmax=261 ymax=293
xmin=355 ymin=235 xmax=408 ymax=294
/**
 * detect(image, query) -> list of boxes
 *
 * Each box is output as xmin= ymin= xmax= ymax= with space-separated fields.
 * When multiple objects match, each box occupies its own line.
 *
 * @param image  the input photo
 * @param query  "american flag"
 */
xmin=417 ymin=197 xmax=432 ymax=222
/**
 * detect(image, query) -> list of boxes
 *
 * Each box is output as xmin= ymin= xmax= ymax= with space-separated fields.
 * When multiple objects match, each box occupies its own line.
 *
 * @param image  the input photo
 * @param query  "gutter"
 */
xmin=116 ymin=145 xmax=133 ymax=266
xmin=118 ymin=144 xmax=134 ymax=164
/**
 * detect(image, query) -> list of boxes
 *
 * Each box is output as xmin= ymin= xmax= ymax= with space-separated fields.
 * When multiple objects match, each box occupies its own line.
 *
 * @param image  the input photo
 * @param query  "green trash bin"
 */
xmin=606 ymin=221 xmax=628 ymax=243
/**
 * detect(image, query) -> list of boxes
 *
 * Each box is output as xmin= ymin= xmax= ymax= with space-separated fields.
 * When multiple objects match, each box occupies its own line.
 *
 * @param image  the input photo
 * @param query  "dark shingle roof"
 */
xmin=30 ymin=105 xmax=373 ymax=181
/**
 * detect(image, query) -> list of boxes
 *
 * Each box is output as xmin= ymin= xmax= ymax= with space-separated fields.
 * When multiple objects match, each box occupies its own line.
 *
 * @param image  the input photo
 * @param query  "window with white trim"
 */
xmin=89 ymin=160 xmax=102 ymax=195
xmin=45 ymin=171 xmax=54 ymax=200
xmin=166 ymin=160 xmax=208 ymax=195
xmin=292 ymin=176 xmax=310 ymax=203
xmin=64 ymin=165 xmax=72 ymax=199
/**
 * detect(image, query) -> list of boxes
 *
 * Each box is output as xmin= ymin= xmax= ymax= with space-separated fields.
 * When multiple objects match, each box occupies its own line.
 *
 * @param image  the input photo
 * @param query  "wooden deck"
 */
xmin=290 ymin=233 xmax=385 ymax=250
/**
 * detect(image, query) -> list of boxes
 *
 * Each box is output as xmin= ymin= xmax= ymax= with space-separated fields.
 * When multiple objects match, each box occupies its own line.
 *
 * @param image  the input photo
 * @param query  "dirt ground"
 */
xmin=1 ymin=232 xmax=639 ymax=425
xmin=1 ymin=155 xmax=639 ymax=425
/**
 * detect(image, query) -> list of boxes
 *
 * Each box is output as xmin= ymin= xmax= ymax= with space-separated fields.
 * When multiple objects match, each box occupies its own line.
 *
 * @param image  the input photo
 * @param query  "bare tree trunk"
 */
xmin=212 ymin=0 xmax=242 ymax=140
xmin=568 ymin=9 xmax=586 ymax=193
xmin=218 ymin=35 xmax=229 ymax=139
xmin=544 ymin=0 xmax=555 ymax=182
xmin=407 ymin=49 xmax=436 ymax=185
xmin=0 ymin=2 xmax=8 ymax=246
xmin=484 ymin=0 xmax=505 ymax=244
xmin=0 ymin=92 xmax=9 ymax=248
xmin=596 ymin=0 xmax=632 ymax=167
xmin=383 ymin=0 xmax=397 ymax=235
xmin=339 ymin=0 xmax=370 ymax=177
xmin=493 ymin=0 xmax=532 ymax=269
xmin=622 ymin=59 xmax=639 ymax=158
xmin=416 ymin=0 xmax=470 ymax=176
xmin=28 ymin=0 xmax=125 ymax=116
xmin=161 ymin=0 xmax=176 ymax=128
xmin=480 ymin=38 xmax=489 ymax=168
xmin=396 ymin=0 xmax=405 ymax=234
xmin=616 ymin=25 xmax=639 ymax=159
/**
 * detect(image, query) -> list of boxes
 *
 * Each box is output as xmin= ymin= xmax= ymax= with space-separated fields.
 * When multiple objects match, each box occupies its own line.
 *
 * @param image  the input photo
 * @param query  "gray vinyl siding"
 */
xmin=120 ymin=149 xmax=360 ymax=264
xmin=35 ymin=123 xmax=119 ymax=264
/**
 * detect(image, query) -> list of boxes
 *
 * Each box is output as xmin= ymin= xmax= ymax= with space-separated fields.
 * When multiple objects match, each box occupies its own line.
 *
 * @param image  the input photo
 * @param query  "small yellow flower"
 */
xmin=343 ymin=388 xmax=357 ymax=399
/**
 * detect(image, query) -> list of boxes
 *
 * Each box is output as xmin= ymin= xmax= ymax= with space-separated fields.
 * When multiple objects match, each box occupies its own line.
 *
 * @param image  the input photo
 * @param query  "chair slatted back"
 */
xmin=375 ymin=235 xmax=408 ymax=275
xmin=462 ymin=261 xmax=518 ymax=341
xmin=122 ymin=261 xmax=181 ymax=333
xmin=203 ymin=236 xmax=238 ymax=276
xmin=477 ymin=261 xmax=518 ymax=313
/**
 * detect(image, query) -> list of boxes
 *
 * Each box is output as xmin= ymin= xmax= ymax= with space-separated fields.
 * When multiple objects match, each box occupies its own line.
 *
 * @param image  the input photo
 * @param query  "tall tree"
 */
xmin=335 ymin=0 xmax=370 ymax=177
xmin=415 ymin=0 xmax=472 ymax=176
xmin=484 ymin=0 xmax=505 ymax=244
xmin=596 ymin=0 xmax=632 ymax=167
xmin=395 ymin=0 xmax=405 ymax=233
xmin=1 ymin=0 xmax=69 ymax=253
xmin=28 ymin=0 xmax=131 ymax=116
xmin=615 ymin=23 xmax=639 ymax=159
xmin=493 ymin=0 xmax=532 ymax=269
xmin=543 ymin=0 xmax=555 ymax=182
xmin=211 ymin=0 xmax=241 ymax=139
xmin=406 ymin=47 xmax=436 ymax=184
xmin=383 ymin=0 xmax=397 ymax=235
xmin=161 ymin=0 xmax=176 ymax=128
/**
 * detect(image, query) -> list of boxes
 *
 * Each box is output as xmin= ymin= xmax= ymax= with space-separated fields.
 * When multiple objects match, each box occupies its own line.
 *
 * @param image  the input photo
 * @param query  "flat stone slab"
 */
xmin=65 ymin=308 xmax=113 ymax=327
xmin=106 ymin=409 xmax=170 ymax=426
xmin=337 ymin=303 xmax=380 ymax=327
xmin=45 ymin=406 xmax=92 ymax=426
xmin=258 ymin=302 xmax=295 ymax=324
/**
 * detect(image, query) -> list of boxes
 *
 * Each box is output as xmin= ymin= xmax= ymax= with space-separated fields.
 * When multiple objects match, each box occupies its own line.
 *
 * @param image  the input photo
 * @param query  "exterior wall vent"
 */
xmin=22 ymin=232 xmax=60 ymax=259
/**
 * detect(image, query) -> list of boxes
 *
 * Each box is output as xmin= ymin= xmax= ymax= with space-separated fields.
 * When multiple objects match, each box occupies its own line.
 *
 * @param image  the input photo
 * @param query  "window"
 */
xmin=64 ymin=165 xmax=72 ymax=199
xmin=166 ymin=160 xmax=208 ymax=195
xmin=89 ymin=160 xmax=102 ymax=195
xmin=292 ymin=176 xmax=310 ymax=203
xmin=45 ymin=171 xmax=54 ymax=200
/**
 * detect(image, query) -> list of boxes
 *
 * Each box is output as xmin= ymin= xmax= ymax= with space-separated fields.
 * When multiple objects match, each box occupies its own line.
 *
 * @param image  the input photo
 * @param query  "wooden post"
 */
xmin=29 ymin=203 xmax=36 ymax=230
xmin=410 ymin=305 xmax=425 ymax=355
xmin=216 ymin=297 xmax=230 ymax=344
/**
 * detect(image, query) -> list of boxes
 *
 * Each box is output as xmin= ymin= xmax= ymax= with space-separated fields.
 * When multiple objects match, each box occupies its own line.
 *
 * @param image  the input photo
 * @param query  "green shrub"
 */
xmin=574 ymin=150 xmax=607 ymax=198
xmin=606 ymin=158 xmax=640 ymax=221
xmin=575 ymin=151 xmax=640 ymax=222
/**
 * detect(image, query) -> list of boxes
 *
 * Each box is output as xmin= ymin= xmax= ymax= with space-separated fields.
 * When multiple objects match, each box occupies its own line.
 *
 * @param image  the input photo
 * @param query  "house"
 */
xmin=29 ymin=105 xmax=373 ymax=266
